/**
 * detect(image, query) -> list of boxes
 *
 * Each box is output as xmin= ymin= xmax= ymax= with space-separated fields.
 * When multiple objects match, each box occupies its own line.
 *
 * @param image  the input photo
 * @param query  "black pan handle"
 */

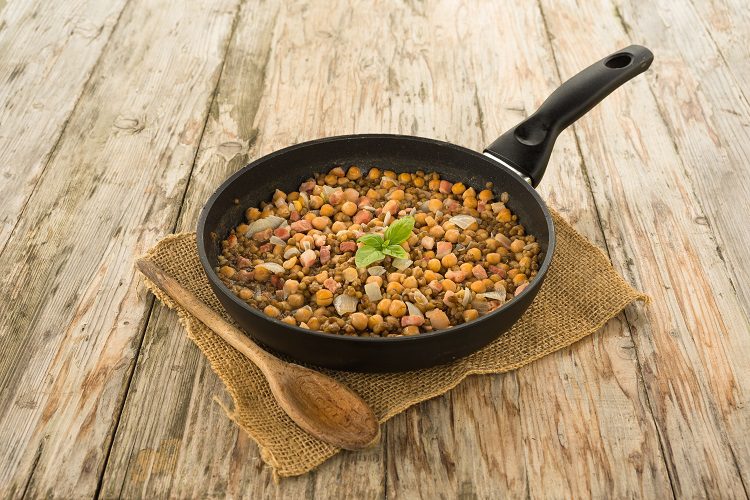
xmin=484 ymin=45 xmax=654 ymax=187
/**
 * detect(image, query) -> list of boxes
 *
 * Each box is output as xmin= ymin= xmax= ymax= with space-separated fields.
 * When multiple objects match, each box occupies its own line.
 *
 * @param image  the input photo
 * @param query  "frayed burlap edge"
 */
xmin=137 ymin=210 xmax=648 ymax=477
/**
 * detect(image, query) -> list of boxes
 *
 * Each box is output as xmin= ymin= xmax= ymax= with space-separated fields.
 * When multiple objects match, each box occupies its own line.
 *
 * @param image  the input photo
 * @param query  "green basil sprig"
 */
xmin=354 ymin=215 xmax=415 ymax=268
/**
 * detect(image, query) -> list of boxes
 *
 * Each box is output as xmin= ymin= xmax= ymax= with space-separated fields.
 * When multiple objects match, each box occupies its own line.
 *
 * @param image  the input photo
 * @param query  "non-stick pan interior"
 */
xmin=201 ymin=135 xmax=552 ymax=269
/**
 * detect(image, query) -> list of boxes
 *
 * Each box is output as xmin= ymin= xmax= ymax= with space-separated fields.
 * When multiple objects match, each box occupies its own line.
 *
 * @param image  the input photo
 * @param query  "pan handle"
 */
xmin=484 ymin=45 xmax=653 ymax=187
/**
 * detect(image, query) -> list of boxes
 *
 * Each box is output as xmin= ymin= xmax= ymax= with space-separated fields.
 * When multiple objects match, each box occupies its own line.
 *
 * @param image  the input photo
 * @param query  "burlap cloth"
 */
xmin=138 ymin=210 xmax=647 ymax=478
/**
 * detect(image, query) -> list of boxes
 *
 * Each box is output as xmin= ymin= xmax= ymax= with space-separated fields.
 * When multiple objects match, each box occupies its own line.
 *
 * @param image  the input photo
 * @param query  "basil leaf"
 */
xmin=355 ymin=245 xmax=384 ymax=268
xmin=383 ymin=215 xmax=415 ymax=245
xmin=382 ymin=244 xmax=408 ymax=259
xmin=357 ymin=233 xmax=384 ymax=248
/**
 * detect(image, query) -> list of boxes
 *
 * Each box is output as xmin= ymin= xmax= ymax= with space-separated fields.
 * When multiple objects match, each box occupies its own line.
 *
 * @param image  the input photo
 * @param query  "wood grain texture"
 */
xmin=0 ymin=0 xmax=241 ymax=496
xmin=540 ymin=0 xmax=750 ymax=496
xmin=0 ymin=0 xmax=128 ymax=252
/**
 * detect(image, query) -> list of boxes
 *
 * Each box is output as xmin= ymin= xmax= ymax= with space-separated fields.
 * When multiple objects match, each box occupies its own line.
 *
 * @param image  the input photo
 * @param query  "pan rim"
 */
xmin=197 ymin=133 xmax=556 ymax=344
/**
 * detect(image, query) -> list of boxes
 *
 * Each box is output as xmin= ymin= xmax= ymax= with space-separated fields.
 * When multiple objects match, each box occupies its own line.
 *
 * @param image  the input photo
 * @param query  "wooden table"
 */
xmin=1 ymin=0 xmax=749 ymax=498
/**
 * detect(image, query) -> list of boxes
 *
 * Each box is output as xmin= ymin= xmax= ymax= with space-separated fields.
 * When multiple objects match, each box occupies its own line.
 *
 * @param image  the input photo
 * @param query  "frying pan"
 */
xmin=197 ymin=45 xmax=653 ymax=372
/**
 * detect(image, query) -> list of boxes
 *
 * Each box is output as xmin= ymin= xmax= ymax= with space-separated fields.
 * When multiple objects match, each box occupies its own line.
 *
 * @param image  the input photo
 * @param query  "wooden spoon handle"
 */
xmin=136 ymin=259 xmax=272 ymax=368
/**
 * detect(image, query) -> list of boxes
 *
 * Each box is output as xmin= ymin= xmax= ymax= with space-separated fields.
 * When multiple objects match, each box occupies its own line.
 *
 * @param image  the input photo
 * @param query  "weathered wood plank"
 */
xmin=540 ymin=0 xmax=750 ymax=496
xmin=100 ymin=1 xmax=386 ymax=498
xmin=0 ymin=0 xmax=128 ymax=253
xmin=382 ymin=0 xmax=670 ymax=498
xmin=0 ymin=0 xmax=241 ymax=497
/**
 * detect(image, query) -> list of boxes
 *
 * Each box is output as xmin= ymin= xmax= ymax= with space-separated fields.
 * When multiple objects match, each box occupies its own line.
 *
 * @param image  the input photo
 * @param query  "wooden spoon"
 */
xmin=136 ymin=259 xmax=380 ymax=450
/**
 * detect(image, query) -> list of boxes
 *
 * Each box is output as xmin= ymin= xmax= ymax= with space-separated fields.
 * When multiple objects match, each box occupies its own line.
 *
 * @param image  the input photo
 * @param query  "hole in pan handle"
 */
xmin=483 ymin=45 xmax=654 ymax=187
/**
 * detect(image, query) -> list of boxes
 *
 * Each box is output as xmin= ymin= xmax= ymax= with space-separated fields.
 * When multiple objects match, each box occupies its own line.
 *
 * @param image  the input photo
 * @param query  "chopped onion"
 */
xmin=364 ymin=282 xmax=382 ymax=301
xmin=435 ymin=210 xmax=443 ymax=218
xmin=302 ymin=240 xmax=312 ymax=251
xmin=462 ymin=288 xmax=473 ymax=307
xmin=449 ymin=215 xmax=477 ymax=229
xmin=256 ymin=262 xmax=285 ymax=274
xmin=491 ymin=202 xmax=505 ymax=214
xmin=283 ymin=247 xmax=300 ymax=259
xmin=406 ymin=301 xmax=423 ymax=318
xmin=244 ymin=215 xmax=285 ymax=236
xmin=362 ymin=205 xmax=377 ymax=212
xmin=392 ymin=258 xmax=412 ymax=271
xmin=269 ymin=236 xmax=286 ymax=247
xmin=333 ymin=294 xmax=358 ymax=315
xmin=482 ymin=291 xmax=507 ymax=302
xmin=408 ymin=207 xmax=416 ymax=216
xmin=383 ymin=211 xmax=391 ymax=226
xmin=412 ymin=289 xmax=428 ymax=305
xmin=299 ymin=191 xmax=309 ymax=208
xmin=367 ymin=266 xmax=386 ymax=276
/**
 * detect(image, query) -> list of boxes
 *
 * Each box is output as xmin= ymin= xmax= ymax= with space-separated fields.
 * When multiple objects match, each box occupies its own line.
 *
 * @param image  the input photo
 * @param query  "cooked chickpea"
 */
xmin=288 ymin=293 xmax=305 ymax=308
xmin=350 ymin=312 xmax=368 ymax=330
xmin=427 ymin=259 xmax=442 ymax=272
xmin=347 ymin=166 xmax=361 ymax=180
xmin=312 ymin=216 xmax=331 ymax=230
xmin=463 ymin=309 xmax=479 ymax=321
xmin=341 ymin=201 xmax=358 ymax=216
xmin=320 ymin=204 xmax=335 ymax=217
xmin=403 ymin=326 xmax=420 ymax=335
xmin=238 ymin=288 xmax=252 ymax=300
xmin=315 ymin=289 xmax=334 ymax=306
xmin=470 ymin=281 xmax=486 ymax=293
xmin=377 ymin=298 xmax=392 ymax=315
xmin=444 ymin=229 xmax=459 ymax=243
xmin=486 ymin=253 xmax=501 ymax=265
xmin=294 ymin=306 xmax=313 ymax=323
xmin=466 ymin=247 xmax=482 ymax=261
xmin=441 ymin=252 xmax=458 ymax=268
xmin=403 ymin=276 xmax=418 ymax=289
xmin=389 ymin=300 xmax=407 ymax=317
xmin=510 ymin=239 xmax=525 ymax=253
xmin=451 ymin=182 xmax=466 ymax=195
xmin=263 ymin=305 xmax=280 ymax=317
xmin=343 ymin=267 xmax=358 ymax=282
xmin=219 ymin=265 xmax=236 ymax=278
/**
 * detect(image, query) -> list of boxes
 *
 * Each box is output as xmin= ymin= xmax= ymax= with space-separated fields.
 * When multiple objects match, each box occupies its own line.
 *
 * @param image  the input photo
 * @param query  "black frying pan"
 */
xmin=197 ymin=45 xmax=653 ymax=372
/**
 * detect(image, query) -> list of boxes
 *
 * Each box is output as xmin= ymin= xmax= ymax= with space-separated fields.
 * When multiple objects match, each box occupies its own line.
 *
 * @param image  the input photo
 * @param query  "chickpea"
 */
xmin=427 ymin=199 xmax=443 ymax=212
xmin=497 ymin=208 xmax=512 ymax=223
xmin=429 ymin=225 xmax=446 ymax=239
xmin=283 ymin=256 xmax=298 ymax=270
xmin=377 ymin=298 xmax=392 ymax=315
xmin=238 ymin=288 xmax=252 ymax=300
xmin=320 ymin=204 xmax=335 ymax=217
xmin=316 ymin=289 xmax=334 ymax=306
xmin=462 ymin=187 xmax=476 ymax=199
xmin=486 ymin=253 xmax=501 ymax=265
xmin=427 ymin=259 xmax=442 ymax=272
xmin=451 ymin=182 xmax=466 ymax=195
xmin=366 ymin=275 xmax=383 ymax=286
xmin=444 ymin=229 xmax=459 ymax=243
xmin=294 ymin=306 xmax=313 ymax=323
xmin=308 ymin=317 xmax=321 ymax=330
xmin=423 ymin=270 xmax=439 ymax=282
xmin=383 ymin=170 xmax=397 ymax=179
xmin=466 ymin=247 xmax=482 ymax=261
xmin=350 ymin=312 xmax=368 ymax=330
xmin=513 ymin=273 xmax=527 ymax=285
xmin=288 ymin=293 xmax=305 ymax=308
xmin=341 ymin=201 xmax=358 ymax=216
xmin=510 ymin=239 xmax=525 ymax=253
xmin=264 ymin=305 xmax=280 ymax=318
xmin=428 ymin=178 xmax=441 ymax=191
xmin=464 ymin=197 xmax=478 ymax=209
xmin=386 ymin=282 xmax=404 ymax=294
xmin=413 ymin=177 xmax=425 ymax=187
xmin=441 ymin=279 xmax=457 ymax=292
xmin=368 ymin=314 xmax=384 ymax=330
xmin=398 ymin=172 xmax=412 ymax=184
xmin=281 ymin=316 xmax=297 ymax=326
xmin=403 ymin=276 xmax=418 ymax=289
xmin=460 ymin=262 xmax=474 ymax=275
xmin=463 ymin=309 xmax=479 ymax=321
xmin=347 ymin=166 xmax=362 ymax=180
xmin=324 ymin=174 xmax=337 ymax=185
xmin=309 ymin=195 xmax=324 ymax=209
xmin=389 ymin=300 xmax=407 ymax=317
xmin=219 ymin=265 xmax=236 ymax=278
xmin=403 ymin=326 xmax=420 ymax=335
xmin=470 ymin=281 xmax=486 ymax=293
xmin=441 ymin=252 xmax=458 ymax=268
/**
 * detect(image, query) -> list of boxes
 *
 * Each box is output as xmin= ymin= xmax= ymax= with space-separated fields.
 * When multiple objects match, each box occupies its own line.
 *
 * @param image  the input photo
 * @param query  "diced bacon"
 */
xmin=428 ymin=281 xmax=443 ymax=293
xmin=258 ymin=243 xmax=272 ymax=253
xmin=235 ymin=270 xmax=253 ymax=282
xmin=289 ymin=211 xmax=301 ymax=222
xmin=445 ymin=270 xmax=466 ymax=283
xmin=226 ymin=234 xmax=238 ymax=248
xmin=401 ymin=315 xmax=425 ymax=327
xmin=274 ymin=226 xmax=291 ymax=240
xmin=439 ymin=180 xmax=453 ymax=194
xmin=353 ymin=210 xmax=372 ymax=225
xmin=489 ymin=265 xmax=506 ymax=278
xmin=291 ymin=220 xmax=312 ymax=232
xmin=357 ymin=196 xmax=371 ymax=208
xmin=443 ymin=198 xmax=460 ymax=212
xmin=300 ymin=249 xmax=317 ymax=268
xmin=421 ymin=236 xmax=435 ymax=250
xmin=252 ymin=228 xmax=272 ymax=242
xmin=340 ymin=241 xmax=357 ymax=253
xmin=442 ymin=290 xmax=456 ymax=306
xmin=270 ymin=275 xmax=283 ymax=289
xmin=314 ymin=234 xmax=327 ymax=248
xmin=383 ymin=200 xmax=400 ymax=215
xmin=299 ymin=180 xmax=316 ymax=193
xmin=435 ymin=241 xmax=452 ymax=258
xmin=323 ymin=277 xmax=340 ymax=293
xmin=237 ymin=257 xmax=252 ymax=268
xmin=472 ymin=264 xmax=488 ymax=280
xmin=328 ymin=189 xmax=345 ymax=205
xmin=320 ymin=245 xmax=331 ymax=264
